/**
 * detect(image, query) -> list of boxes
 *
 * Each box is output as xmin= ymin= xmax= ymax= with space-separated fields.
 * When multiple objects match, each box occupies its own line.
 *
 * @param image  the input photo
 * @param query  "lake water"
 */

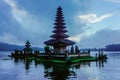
xmin=0 ymin=51 xmax=120 ymax=80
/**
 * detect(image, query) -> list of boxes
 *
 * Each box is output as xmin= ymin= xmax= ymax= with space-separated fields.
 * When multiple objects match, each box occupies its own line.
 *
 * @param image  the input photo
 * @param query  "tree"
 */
xmin=70 ymin=45 xmax=74 ymax=53
xmin=75 ymin=45 xmax=80 ymax=54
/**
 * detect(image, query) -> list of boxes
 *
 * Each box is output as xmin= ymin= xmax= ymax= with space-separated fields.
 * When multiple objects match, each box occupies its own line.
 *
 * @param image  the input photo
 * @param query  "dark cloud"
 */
xmin=79 ymin=29 xmax=120 ymax=48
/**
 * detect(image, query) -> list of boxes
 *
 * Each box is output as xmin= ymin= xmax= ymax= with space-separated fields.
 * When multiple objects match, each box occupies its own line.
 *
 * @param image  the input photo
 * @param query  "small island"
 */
xmin=9 ymin=6 xmax=107 ymax=63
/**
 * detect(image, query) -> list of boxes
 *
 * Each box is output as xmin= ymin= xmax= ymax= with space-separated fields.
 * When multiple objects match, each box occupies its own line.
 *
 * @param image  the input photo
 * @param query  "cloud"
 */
xmin=2 ymin=0 xmax=52 ymax=46
xmin=68 ymin=34 xmax=81 ymax=42
xmin=71 ymin=0 xmax=92 ymax=10
xmin=69 ymin=29 xmax=120 ymax=48
xmin=79 ymin=29 xmax=120 ymax=48
xmin=70 ymin=13 xmax=113 ymax=44
xmin=4 ymin=0 xmax=50 ymax=34
xmin=78 ymin=13 xmax=112 ymax=24
xmin=106 ymin=0 xmax=120 ymax=3
xmin=0 ymin=33 xmax=24 ymax=45
xmin=68 ymin=31 xmax=91 ymax=42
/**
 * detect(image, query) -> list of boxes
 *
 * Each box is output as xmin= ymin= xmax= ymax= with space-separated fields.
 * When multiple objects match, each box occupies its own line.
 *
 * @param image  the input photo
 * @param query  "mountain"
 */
xmin=105 ymin=44 xmax=120 ymax=51
xmin=0 ymin=42 xmax=43 ymax=51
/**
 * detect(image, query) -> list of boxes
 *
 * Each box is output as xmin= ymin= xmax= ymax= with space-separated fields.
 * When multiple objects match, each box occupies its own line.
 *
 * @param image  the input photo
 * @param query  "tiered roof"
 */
xmin=25 ymin=40 xmax=31 ymax=47
xmin=44 ymin=6 xmax=75 ymax=45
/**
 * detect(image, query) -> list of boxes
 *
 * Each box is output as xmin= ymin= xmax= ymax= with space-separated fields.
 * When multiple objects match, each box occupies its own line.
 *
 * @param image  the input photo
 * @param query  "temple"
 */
xmin=9 ymin=6 xmax=108 ymax=63
xmin=44 ymin=6 xmax=75 ymax=53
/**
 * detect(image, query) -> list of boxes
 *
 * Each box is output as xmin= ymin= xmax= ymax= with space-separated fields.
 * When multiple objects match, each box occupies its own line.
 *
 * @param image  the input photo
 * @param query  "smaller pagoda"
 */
xmin=23 ymin=40 xmax=33 ymax=54
xmin=44 ymin=6 xmax=75 ymax=53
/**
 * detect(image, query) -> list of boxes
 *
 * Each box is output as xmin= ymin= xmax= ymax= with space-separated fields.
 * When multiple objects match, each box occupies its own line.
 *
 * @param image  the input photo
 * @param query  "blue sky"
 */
xmin=0 ymin=0 xmax=120 ymax=48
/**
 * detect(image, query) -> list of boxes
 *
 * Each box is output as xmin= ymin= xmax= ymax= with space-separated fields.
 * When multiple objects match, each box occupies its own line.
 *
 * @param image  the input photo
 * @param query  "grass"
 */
xmin=71 ymin=57 xmax=97 ymax=63
xmin=26 ymin=56 xmax=97 ymax=64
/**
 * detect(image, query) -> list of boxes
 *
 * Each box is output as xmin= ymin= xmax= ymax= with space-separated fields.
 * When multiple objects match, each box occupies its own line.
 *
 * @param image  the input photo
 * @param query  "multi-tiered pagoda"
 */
xmin=23 ymin=40 xmax=32 ymax=54
xmin=44 ymin=6 xmax=75 ymax=53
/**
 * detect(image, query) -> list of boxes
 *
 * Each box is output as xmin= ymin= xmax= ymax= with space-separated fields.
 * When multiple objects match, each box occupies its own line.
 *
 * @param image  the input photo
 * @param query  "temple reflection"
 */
xmin=12 ymin=58 xmax=107 ymax=80
xmin=96 ymin=59 xmax=107 ymax=68
xmin=43 ymin=63 xmax=77 ymax=80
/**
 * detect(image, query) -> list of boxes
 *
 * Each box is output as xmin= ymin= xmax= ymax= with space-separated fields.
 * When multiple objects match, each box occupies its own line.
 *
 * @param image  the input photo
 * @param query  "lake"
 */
xmin=0 ymin=51 xmax=120 ymax=80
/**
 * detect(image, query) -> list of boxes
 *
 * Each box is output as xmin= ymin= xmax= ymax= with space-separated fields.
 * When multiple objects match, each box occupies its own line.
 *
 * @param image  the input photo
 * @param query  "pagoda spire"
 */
xmin=44 ymin=6 xmax=75 ymax=53
xmin=51 ymin=6 xmax=69 ymax=39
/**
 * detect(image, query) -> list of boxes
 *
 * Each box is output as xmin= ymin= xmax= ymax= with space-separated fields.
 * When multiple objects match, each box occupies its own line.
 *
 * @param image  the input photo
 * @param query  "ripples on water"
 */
xmin=0 ymin=51 xmax=120 ymax=80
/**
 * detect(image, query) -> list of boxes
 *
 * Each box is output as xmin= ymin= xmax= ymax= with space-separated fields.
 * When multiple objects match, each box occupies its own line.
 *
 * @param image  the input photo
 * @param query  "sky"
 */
xmin=0 ymin=0 xmax=120 ymax=48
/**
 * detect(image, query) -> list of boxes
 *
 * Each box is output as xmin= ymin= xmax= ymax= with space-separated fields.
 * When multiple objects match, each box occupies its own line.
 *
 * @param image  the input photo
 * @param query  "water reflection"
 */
xmin=12 ymin=58 xmax=107 ymax=80
xmin=13 ymin=58 xmax=32 ymax=72
xmin=43 ymin=63 xmax=76 ymax=80
xmin=96 ymin=60 xmax=107 ymax=68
